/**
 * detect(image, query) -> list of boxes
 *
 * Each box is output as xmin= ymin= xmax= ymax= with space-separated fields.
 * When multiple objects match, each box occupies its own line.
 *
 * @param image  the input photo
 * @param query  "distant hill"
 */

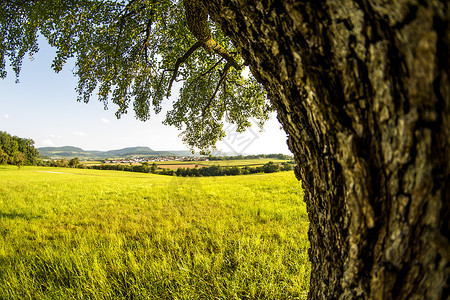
xmin=39 ymin=146 xmax=86 ymax=153
xmin=38 ymin=146 xmax=94 ymax=158
xmin=104 ymin=146 xmax=156 ymax=157
xmin=38 ymin=146 xmax=182 ymax=159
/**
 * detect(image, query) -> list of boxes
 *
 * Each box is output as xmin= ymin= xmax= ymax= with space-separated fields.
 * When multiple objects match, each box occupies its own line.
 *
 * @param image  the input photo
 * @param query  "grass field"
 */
xmin=0 ymin=166 xmax=309 ymax=299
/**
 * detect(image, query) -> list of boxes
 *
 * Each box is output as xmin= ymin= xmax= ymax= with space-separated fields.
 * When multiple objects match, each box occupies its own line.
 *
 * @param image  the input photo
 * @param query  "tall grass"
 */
xmin=0 ymin=166 xmax=309 ymax=299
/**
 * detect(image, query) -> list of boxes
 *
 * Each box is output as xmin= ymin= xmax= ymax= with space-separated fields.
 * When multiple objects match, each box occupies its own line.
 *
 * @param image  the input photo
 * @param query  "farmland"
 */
xmin=81 ymin=158 xmax=294 ymax=169
xmin=0 ymin=166 xmax=309 ymax=299
xmin=155 ymin=158 xmax=292 ymax=169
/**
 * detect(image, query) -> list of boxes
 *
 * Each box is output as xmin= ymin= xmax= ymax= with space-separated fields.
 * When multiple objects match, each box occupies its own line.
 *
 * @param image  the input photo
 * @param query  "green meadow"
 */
xmin=0 ymin=166 xmax=309 ymax=299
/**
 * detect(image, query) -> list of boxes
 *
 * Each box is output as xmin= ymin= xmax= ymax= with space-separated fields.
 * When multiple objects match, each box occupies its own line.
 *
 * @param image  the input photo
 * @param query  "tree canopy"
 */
xmin=0 ymin=0 xmax=271 ymax=152
xmin=0 ymin=131 xmax=39 ymax=166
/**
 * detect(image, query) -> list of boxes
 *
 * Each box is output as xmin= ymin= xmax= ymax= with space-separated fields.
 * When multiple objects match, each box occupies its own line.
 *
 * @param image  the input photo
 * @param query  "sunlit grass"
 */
xmin=0 ymin=166 xmax=309 ymax=299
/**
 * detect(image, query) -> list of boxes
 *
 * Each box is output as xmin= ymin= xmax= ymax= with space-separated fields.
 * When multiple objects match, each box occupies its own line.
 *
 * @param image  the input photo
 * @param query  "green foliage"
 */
xmin=68 ymin=157 xmax=80 ymax=168
xmin=0 ymin=166 xmax=309 ymax=299
xmin=262 ymin=161 xmax=279 ymax=173
xmin=12 ymin=151 xmax=25 ymax=169
xmin=55 ymin=158 xmax=69 ymax=168
xmin=281 ymin=161 xmax=294 ymax=171
xmin=0 ymin=131 xmax=38 ymax=166
xmin=0 ymin=0 xmax=272 ymax=152
xmin=174 ymin=161 xmax=285 ymax=177
xmin=151 ymin=162 xmax=157 ymax=173
xmin=0 ymin=147 xmax=8 ymax=165
xmin=208 ymin=153 xmax=294 ymax=161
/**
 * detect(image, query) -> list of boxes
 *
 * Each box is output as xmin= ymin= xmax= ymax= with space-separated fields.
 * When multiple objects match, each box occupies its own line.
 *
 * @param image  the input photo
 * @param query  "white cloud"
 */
xmin=4 ymin=114 xmax=9 ymax=119
xmin=101 ymin=118 xmax=110 ymax=124
xmin=73 ymin=131 xmax=86 ymax=137
xmin=50 ymin=134 xmax=62 ymax=139
xmin=42 ymin=139 xmax=54 ymax=147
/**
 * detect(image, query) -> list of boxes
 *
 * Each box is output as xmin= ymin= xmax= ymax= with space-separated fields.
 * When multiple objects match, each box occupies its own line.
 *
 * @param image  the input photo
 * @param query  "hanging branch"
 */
xmin=140 ymin=18 xmax=153 ymax=64
xmin=201 ymin=62 xmax=232 ymax=119
xmin=200 ymin=58 xmax=224 ymax=77
xmin=166 ymin=40 xmax=202 ymax=96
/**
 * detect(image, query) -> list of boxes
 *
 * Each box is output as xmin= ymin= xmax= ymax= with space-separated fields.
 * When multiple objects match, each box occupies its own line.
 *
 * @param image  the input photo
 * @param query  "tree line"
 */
xmin=207 ymin=154 xmax=293 ymax=161
xmin=38 ymin=157 xmax=85 ymax=169
xmin=87 ymin=161 xmax=293 ymax=177
xmin=173 ymin=161 xmax=293 ymax=177
xmin=0 ymin=131 xmax=39 ymax=169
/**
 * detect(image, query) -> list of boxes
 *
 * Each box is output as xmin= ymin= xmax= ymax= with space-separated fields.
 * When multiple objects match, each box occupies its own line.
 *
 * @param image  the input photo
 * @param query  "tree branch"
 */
xmin=166 ymin=40 xmax=202 ymax=97
xmin=203 ymin=39 xmax=241 ymax=70
xmin=114 ymin=0 xmax=138 ymax=24
xmin=140 ymin=17 xmax=153 ymax=64
xmin=157 ymin=69 xmax=172 ymax=91
xmin=201 ymin=62 xmax=231 ymax=119
xmin=200 ymin=58 xmax=224 ymax=77
xmin=183 ymin=0 xmax=242 ymax=71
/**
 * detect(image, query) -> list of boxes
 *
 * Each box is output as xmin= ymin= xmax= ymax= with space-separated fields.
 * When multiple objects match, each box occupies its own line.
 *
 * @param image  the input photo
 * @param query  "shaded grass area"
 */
xmin=0 ymin=166 xmax=309 ymax=299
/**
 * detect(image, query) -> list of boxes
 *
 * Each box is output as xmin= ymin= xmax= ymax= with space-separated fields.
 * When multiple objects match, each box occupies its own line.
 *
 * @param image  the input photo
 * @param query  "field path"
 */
xmin=36 ymin=171 xmax=73 ymax=174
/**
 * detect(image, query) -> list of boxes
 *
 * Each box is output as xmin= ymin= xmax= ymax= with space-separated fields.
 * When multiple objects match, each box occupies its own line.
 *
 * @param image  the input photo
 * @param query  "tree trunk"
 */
xmin=204 ymin=0 xmax=449 ymax=298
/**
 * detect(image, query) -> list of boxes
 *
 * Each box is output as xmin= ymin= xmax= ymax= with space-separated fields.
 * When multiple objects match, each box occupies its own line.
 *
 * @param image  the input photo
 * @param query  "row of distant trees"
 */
xmin=207 ymin=153 xmax=292 ymax=161
xmin=173 ymin=161 xmax=293 ymax=177
xmin=0 ymin=131 xmax=39 ymax=169
xmin=88 ymin=161 xmax=294 ymax=177
xmin=38 ymin=157 xmax=85 ymax=168
xmin=89 ymin=162 xmax=158 ymax=173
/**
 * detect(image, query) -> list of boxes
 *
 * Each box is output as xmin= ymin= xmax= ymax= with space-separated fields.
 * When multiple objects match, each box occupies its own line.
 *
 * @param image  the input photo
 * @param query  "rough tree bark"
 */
xmin=202 ymin=0 xmax=449 ymax=298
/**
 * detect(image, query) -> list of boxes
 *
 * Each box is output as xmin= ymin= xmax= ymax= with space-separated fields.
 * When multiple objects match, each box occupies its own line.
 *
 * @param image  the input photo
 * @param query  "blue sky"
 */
xmin=0 ymin=40 xmax=291 ymax=155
